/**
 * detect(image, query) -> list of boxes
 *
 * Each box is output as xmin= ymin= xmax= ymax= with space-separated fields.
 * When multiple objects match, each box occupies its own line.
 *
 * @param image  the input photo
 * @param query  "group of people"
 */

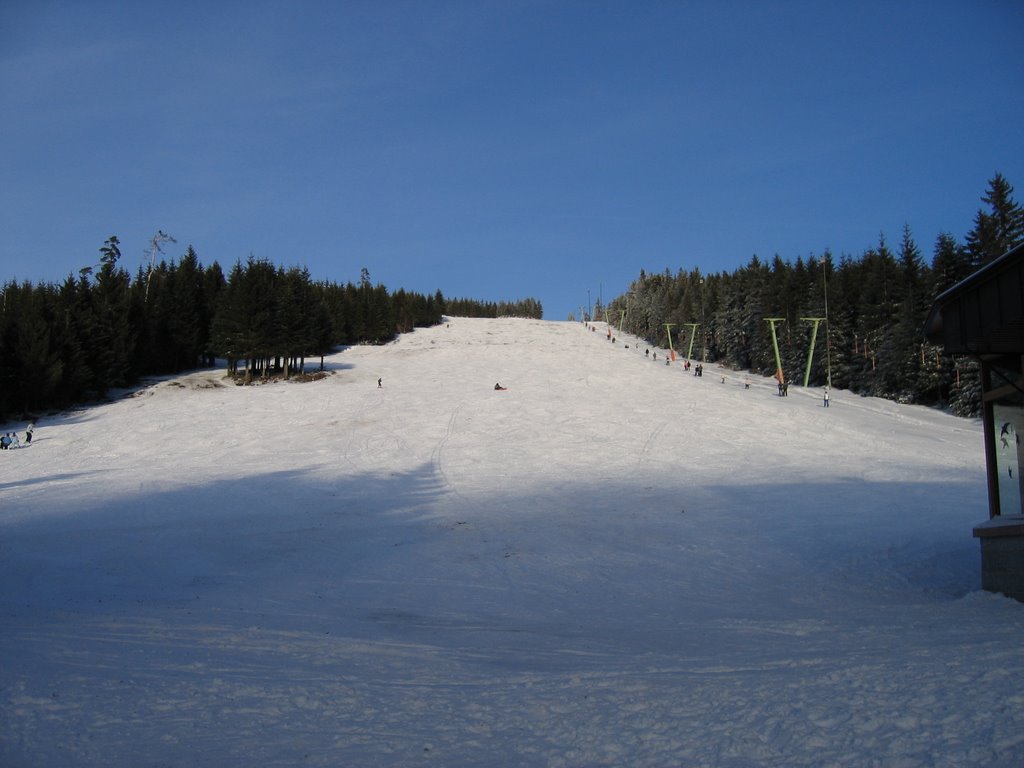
xmin=1 ymin=425 xmax=31 ymax=450
xmin=587 ymin=322 xmax=833 ymax=406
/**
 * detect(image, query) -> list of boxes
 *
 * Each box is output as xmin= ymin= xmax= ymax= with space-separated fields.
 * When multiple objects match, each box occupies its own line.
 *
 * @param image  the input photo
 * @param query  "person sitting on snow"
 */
xmin=494 ymin=383 xmax=507 ymax=391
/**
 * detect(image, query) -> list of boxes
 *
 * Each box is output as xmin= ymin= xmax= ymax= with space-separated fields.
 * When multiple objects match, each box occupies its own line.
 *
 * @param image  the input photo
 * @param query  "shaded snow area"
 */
xmin=2 ymin=317 xmax=1022 ymax=767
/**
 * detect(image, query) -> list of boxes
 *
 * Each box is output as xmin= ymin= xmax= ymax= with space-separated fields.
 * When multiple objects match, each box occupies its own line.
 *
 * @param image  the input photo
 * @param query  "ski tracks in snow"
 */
xmin=430 ymin=403 xmax=467 ymax=505
xmin=335 ymin=384 xmax=410 ymax=475
xmin=640 ymin=421 xmax=666 ymax=459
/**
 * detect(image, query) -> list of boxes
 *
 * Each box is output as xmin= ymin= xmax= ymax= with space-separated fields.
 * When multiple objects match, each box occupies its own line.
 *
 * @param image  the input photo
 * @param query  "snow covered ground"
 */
xmin=1 ymin=317 xmax=1022 ymax=767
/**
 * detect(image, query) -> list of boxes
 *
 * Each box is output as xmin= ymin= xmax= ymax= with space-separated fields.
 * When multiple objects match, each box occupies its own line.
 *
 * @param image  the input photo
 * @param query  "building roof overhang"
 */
xmin=923 ymin=243 xmax=1024 ymax=360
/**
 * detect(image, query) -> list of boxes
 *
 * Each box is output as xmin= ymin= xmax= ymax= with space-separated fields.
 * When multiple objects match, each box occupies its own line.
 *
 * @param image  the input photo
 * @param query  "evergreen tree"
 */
xmin=949 ymin=358 xmax=982 ymax=417
xmin=965 ymin=172 xmax=1024 ymax=266
xmin=137 ymin=260 xmax=174 ymax=373
xmin=0 ymin=285 xmax=12 ymax=418
xmin=201 ymin=261 xmax=226 ymax=365
xmin=52 ymin=274 xmax=93 ymax=406
xmin=89 ymin=236 xmax=137 ymax=392
xmin=168 ymin=247 xmax=206 ymax=371
xmin=276 ymin=266 xmax=316 ymax=376
xmin=13 ymin=290 xmax=63 ymax=413
xmin=893 ymin=225 xmax=928 ymax=399
xmin=209 ymin=260 xmax=251 ymax=376
xmin=930 ymin=232 xmax=971 ymax=294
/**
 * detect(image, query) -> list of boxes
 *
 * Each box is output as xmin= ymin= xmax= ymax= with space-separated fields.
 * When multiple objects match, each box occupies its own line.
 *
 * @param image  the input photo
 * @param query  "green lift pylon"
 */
xmin=664 ymin=323 xmax=676 ymax=361
xmin=764 ymin=318 xmax=786 ymax=383
xmin=682 ymin=323 xmax=699 ymax=360
xmin=799 ymin=317 xmax=825 ymax=387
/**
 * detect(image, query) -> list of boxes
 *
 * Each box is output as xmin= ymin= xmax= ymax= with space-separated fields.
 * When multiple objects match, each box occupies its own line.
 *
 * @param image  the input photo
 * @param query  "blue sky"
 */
xmin=2 ymin=1 xmax=1022 ymax=320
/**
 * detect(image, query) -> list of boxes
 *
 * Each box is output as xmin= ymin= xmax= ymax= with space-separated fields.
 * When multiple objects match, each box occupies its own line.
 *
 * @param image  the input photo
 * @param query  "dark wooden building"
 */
xmin=924 ymin=242 xmax=1024 ymax=600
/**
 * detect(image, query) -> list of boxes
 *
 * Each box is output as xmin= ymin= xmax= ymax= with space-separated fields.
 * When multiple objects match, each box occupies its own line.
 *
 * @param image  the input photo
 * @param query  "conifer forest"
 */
xmin=601 ymin=173 xmax=1023 ymax=418
xmin=0 ymin=250 xmax=541 ymax=420
xmin=1 ymin=173 xmax=1020 ymax=422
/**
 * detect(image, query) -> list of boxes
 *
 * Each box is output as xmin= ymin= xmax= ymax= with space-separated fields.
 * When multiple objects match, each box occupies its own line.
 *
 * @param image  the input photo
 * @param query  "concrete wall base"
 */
xmin=974 ymin=516 xmax=1024 ymax=602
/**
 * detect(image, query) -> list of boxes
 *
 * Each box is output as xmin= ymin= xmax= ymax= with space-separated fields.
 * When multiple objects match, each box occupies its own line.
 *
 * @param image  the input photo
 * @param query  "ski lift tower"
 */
xmin=799 ymin=317 xmax=826 ymax=387
xmin=764 ymin=318 xmax=786 ymax=385
xmin=818 ymin=254 xmax=833 ymax=389
xmin=144 ymin=230 xmax=177 ymax=301
xmin=699 ymin=277 xmax=707 ymax=362
xmin=681 ymin=323 xmax=699 ymax=360
xmin=664 ymin=323 xmax=676 ymax=362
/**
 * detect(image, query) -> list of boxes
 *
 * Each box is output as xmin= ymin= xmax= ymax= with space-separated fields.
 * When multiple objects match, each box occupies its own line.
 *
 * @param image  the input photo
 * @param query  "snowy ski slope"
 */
xmin=1 ymin=317 xmax=1022 ymax=767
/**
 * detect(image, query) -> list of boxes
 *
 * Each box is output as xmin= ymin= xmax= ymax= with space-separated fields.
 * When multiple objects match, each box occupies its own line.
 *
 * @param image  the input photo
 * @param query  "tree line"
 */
xmin=0 ymin=248 xmax=541 ymax=420
xmin=443 ymin=296 xmax=543 ymax=320
xmin=603 ymin=173 xmax=1023 ymax=417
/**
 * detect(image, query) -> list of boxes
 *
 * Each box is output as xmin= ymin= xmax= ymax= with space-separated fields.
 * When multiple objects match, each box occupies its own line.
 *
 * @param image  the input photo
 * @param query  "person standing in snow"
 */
xmin=378 ymin=378 xmax=382 ymax=388
xmin=25 ymin=424 xmax=34 ymax=443
xmin=823 ymin=388 xmax=830 ymax=408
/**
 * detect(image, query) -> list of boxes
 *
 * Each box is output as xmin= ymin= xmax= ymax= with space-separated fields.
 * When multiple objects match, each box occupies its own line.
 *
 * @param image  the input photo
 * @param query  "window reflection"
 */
xmin=994 ymin=400 xmax=1024 ymax=517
